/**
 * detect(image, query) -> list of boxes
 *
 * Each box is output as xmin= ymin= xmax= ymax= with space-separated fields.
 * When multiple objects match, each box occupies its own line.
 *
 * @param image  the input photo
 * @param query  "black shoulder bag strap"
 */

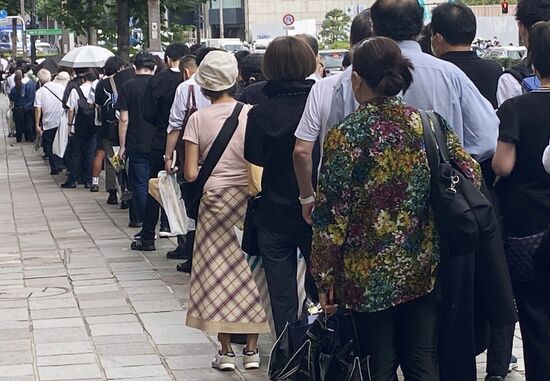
xmin=44 ymin=85 xmax=62 ymax=102
xmin=193 ymin=102 xmax=244 ymax=194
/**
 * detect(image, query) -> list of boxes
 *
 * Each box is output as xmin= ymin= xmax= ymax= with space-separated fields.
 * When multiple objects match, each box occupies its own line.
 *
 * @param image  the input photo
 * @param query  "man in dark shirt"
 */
xmin=431 ymin=4 xmax=513 ymax=381
xmin=131 ymin=43 xmax=189 ymax=251
xmin=117 ymin=51 xmax=157 ymax=228
xmin=431 ymin=3 xmax=502 ymax=109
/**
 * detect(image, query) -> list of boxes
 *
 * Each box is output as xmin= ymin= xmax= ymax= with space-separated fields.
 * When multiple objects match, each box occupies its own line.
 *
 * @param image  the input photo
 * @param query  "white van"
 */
xmin=201 ymin=38 xmax=247 ymax=53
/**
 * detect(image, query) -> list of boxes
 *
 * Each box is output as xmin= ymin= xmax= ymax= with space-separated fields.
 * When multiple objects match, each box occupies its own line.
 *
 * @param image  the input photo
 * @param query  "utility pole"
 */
xmin=147 ymin=0 xmax=161 ymax=51
xmin=30 ymin=0 xmax=37 ymax=63
xmin=219 ymin=0 xmax=224 ymax=38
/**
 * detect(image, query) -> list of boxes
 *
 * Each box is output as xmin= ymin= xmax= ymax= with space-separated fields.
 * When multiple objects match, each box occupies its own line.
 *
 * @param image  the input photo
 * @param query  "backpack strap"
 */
xmin=503 ymin=64 xmax=532 ymax=85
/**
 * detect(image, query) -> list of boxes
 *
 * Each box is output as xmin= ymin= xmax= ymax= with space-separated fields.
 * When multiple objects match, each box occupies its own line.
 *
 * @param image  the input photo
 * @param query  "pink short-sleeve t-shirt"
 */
xmin=183 ymin=101 xmax=251 ymax=192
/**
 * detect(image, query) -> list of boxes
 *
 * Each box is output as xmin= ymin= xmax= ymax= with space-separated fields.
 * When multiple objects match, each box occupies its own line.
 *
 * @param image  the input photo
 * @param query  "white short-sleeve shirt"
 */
xmin=34 ymin=82 xmax=65 ymax=130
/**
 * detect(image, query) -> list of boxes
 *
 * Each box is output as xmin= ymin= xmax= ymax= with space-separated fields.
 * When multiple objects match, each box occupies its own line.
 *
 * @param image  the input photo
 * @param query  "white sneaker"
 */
xmin=212 ymin=351 xmax=235 ymax=371
xmin=159 ymin=227 xmax=177 ymax=238
xmin=243 ymin=348 xmax=260 ymax=370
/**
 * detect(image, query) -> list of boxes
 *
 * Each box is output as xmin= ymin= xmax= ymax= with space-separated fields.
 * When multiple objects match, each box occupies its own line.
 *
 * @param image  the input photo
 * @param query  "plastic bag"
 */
xmin=157 ymin=170 xmax=194 ymax=235
xmin=53 ymin=110 xmax=69 ymax=158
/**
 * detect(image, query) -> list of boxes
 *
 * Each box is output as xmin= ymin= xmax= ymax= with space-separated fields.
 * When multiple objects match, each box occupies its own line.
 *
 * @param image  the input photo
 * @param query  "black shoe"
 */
xmin=130 ymin=238 xmax=156 ymax=251
xmin=166 ymin=247 xmax=188 ymax=260
xmin=107 ymin=191 xmax=118 ymax=205
xmin=50 ymin=170 xmax=60 ymax=176
xmin=128 ymin=222 xmax=143 ymax=228
xmin=84 ymin=182 xmax=92 ymax=189
xmin=78 ymin=179 xmax=85 ymax=185
xmin=120 ymin=201 xmax=129 ymax=210
xmin=90 ymin=184 xmax=99 ymax=192
xmin=485 ymin=377 xmax=505 ymax=381
xmin=61 ymin=181 xmax=77 ymax=189
xmin=176 ymin=260 xmax=192 ymax=273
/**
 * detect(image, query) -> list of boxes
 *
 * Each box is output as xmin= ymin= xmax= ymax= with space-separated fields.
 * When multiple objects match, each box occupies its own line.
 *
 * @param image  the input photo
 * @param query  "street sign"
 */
xmin=0 ymin=10 xmax=7 ymax=20
xmin=27 ymin=28 xmax=63 ymax=36
xmin=282 ymin=26 xmax=295 ymax=30
xmin=282 ymin=13 xmax=295 ymax=26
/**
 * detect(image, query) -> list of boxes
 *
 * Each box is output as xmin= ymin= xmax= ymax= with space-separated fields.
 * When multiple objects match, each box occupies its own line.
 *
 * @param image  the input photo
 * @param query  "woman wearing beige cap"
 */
xmin=182 ymin=50 xmax=269 ymax=371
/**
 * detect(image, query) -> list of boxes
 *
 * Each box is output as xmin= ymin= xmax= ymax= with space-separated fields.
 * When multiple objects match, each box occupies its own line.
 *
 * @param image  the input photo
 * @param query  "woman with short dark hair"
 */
xmin=493 ymin=21 xmax=550 ymax=381
xmin=311 ymin=36 xmax=482 ymax=380
xmin=244 ymin=36 xmax=318 ymax=338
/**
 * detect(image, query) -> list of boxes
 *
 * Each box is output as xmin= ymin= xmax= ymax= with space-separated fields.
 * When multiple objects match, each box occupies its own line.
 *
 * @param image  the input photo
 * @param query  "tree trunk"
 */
xmin=117 ymin=0 xmax=130 ymax=63
xmin=87 ymin=0 xmax=97 ymax=45
xmin=11 ymin=18 xmax=17 ymax=59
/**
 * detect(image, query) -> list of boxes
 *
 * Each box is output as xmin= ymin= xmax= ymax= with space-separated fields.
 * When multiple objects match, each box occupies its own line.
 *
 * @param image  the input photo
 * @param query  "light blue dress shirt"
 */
xmin=326 ymin=41 xmax=498 ymax=162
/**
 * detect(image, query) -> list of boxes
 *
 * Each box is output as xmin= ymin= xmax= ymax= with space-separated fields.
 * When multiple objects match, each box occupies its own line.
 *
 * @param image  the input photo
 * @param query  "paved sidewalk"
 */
xmin=0 ymin=95 xmax=525 ymax=381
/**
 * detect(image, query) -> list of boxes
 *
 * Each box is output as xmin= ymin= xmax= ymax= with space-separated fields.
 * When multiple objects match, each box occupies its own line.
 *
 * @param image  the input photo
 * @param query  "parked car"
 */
xmin=482 ymin=46 xmax=527 ymax=60
xmin=201 ymin=38 xmax=247 ymax=53
xmin=35 ymin=42 xmax=58 ymax=56
xmin=319 ymin=49 xmax=347 ymax=76
xmin=0 ymin=42 xmax=11 ymax=53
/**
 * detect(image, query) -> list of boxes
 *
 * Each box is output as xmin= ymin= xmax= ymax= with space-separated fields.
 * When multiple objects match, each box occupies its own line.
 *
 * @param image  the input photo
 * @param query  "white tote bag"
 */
xmin=53 ymin=110 xmax=69 ymax=158
xmin=157 ymin=170 xmax=195 ymax=235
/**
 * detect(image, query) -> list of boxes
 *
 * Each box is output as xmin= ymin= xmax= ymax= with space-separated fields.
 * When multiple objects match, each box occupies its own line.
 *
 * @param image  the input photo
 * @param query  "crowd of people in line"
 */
xmin=3 ymin=0 xmax=550 ymax=380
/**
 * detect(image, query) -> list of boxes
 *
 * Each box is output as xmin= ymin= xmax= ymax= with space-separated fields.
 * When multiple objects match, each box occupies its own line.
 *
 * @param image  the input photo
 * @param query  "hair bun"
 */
xmin=377 ymin=70 xmax=405 ymax=97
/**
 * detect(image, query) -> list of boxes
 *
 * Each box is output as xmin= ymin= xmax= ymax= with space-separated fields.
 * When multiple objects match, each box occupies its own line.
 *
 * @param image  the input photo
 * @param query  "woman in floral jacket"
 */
xmin=311 ymin=37 xmax=481 ymax=380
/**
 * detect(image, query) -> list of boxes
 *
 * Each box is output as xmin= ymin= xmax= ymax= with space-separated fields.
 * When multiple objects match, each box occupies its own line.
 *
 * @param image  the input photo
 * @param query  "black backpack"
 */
xmin=75 ymin=86 xmax=96 ymax=117
xmin=503 ymin=62 xmax=532 ymax=85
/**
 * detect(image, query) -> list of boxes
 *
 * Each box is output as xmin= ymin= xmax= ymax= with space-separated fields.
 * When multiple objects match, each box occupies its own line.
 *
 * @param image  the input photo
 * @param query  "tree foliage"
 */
xmin=319 ymin=9 xmax=351 ymax=47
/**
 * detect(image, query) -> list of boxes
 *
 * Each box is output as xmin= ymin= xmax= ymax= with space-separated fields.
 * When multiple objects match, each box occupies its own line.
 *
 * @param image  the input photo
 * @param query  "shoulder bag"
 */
xmin=182 ymin=102 xmax=244 ymax=220
xmin=419 ymin=110 xmax=493 ymax=258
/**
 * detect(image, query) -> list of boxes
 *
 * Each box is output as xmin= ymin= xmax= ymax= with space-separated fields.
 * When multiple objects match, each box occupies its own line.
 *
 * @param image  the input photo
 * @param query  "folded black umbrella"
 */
xmin=268 ymin=311 xmax=370 ymax=381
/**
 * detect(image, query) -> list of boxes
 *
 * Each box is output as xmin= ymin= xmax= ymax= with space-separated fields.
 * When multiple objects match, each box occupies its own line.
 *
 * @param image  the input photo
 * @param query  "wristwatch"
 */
xmin=299 ymin=193 xmax=316 ymax=205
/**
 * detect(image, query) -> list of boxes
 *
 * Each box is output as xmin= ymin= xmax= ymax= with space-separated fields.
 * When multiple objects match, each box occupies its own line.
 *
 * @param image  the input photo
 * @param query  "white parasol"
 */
xmin=59 ymin=45 xmax=115 ymax=68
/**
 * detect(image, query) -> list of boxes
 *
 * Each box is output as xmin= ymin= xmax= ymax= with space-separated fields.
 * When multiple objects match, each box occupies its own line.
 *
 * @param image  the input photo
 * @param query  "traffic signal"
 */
xmin=501 ymin=1 xmax=509 ymax=14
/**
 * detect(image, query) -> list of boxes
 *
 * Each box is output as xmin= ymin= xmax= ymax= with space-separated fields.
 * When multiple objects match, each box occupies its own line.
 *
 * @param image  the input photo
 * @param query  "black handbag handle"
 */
xmin=191 ymin=102 xmax=244 ymax=197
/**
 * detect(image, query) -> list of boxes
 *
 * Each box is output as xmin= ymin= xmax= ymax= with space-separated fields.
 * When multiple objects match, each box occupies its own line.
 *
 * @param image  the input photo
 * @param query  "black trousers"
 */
xmin=14 ymin=109 xmax=34 ymax=142
xmin=514 ymin=281 xmax=550 ymax=381
xmin=139 ymin=149 xmax=169 ymax=241
xmin=354 ymin=290 xmax=441 ymax=381
xmin=68 ymin=132 xmax=97 ymax=183
xmin=42 ymin=128 xmax=63 ymax=174
xmin=257 ymin=227 xmax=316 ymax=338
xmin=486 ymin=323 xmax=515 ymax=377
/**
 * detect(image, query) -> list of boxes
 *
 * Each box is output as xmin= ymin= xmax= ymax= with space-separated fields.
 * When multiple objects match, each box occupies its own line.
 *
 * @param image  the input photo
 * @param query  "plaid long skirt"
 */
xmin=186 ymin=186 xmax=270 ymax=334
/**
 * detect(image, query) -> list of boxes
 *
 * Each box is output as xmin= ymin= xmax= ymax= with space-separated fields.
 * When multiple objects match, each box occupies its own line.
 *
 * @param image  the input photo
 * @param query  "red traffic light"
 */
xmin=501 ymin=1 xmax=509 ymax=14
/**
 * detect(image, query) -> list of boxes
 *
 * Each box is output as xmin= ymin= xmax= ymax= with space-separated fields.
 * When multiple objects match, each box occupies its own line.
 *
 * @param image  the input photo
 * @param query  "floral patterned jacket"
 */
xmin=311 ymin=97 xmax=481 ymax=313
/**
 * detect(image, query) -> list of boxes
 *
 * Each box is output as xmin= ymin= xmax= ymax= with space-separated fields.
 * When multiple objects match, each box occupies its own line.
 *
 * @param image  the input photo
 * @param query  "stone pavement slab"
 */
xmin=0 ymin=94 xmax=525 ymax=381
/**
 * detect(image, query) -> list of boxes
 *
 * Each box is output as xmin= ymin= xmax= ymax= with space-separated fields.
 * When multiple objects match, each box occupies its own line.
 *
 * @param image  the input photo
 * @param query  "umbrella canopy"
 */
xmin=37 ymin=54 xmax=63 ymax=75
xmin=59 ymin=45 xmax=114 ymax=68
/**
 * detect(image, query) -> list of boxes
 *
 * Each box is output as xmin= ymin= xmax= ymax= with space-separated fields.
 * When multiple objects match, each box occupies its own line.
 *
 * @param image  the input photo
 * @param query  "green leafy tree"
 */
xmin=319 ymin=9 xmax=351 ymax=47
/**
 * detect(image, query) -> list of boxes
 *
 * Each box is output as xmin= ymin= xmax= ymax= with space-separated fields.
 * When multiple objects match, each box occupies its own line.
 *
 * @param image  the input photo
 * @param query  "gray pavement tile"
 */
xmin=0 ymin=364 xmax=34 ymax=377
xmin=145 ymin=325 xmax=210 ymax=345
xmin=84 ymin=314 xmax=139 ymax=325
xmin=33 ymin=318 xmax=85 ymax=329
xmin=157 ymin=344 xmax=216 ymax=357
xmin=104 ymin=365 xmax=168 ymax=379
xmin=33 ymin=327 xmax=90 ymax=343
xmin=0 ymin=328 xmax=30 ymax=341
xmin=131 ymin=299 xmax=184 ymax=313
xmin=0 ymin=376 xmax=34 ymax=381
xmin=81 ymin=306 xmax=134 ymax=317
xmin=126 ymin=292 xmax=176 ymax=302
xmin=99 ymin=354 xmax=162 ymax=368
xmin=165 ymin=355 xmax=213 ymax=370
xmin=79 ymin=298 xmax=129 ymax=309
xmin=94 ymin=342 xmax=157 ymax=356
xmin=0 ymin=339 xmax=32 ymax=353
xmin=29 ymin=297 xmax=78 ymax=310
xmin=37 ymin=353 xmax=98 ymax=366
xmin=0 ymin=351 xmax=33 ymax=365
xmin=92 ymin=334 xmax=150 ymax=345
xmin=38 ymin=364 xmax=102 ymax=380
xmin=172 ymin=368 xmax=244 ymax=381
xmin=31 ymin=307 xmax=81 ymax=319
xmin=89 ymin=322 xmax=144 ymax=337
xmin=0 ymin=308 xmax=28 ymax=321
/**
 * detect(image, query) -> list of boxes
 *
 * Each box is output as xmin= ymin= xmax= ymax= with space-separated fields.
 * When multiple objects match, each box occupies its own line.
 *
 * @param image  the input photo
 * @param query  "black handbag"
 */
xmin=419 ymin=110 xmax=494 ymax=258
xmin=181 ymin=102 xmax=244 ymax=220
xmin=242 ymin=194 xmax=261 ymax=256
